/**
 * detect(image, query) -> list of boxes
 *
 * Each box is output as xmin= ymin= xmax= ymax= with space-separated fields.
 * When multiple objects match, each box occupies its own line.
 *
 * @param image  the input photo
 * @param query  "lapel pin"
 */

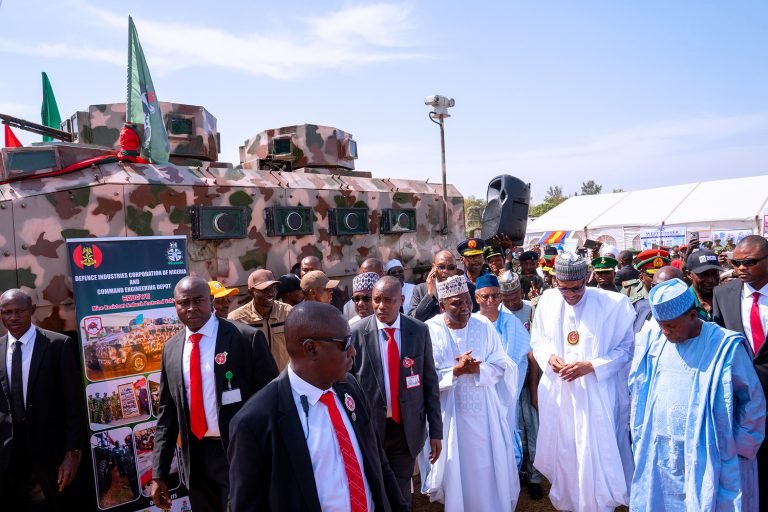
xmin=215 ymin=351 xmax=228 ymax=365
xmin=225 ymin=370 xmax=233 ymax=390
xmin=344 ymin=393 xmax=356 ymax=413
xmin=402 ymin=356 xmax=414 ymax=369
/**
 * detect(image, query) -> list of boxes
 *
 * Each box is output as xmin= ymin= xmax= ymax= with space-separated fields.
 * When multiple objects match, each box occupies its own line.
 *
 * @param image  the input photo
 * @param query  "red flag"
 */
xmin=3 ymin=125 xmax=22 ymax=148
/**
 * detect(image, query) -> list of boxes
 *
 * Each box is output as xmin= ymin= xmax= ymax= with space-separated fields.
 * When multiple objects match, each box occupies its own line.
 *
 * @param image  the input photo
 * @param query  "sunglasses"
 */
xmin=729 ymin=254 xmax=768 ymax=268
xmin=437 ymin=264 xmax=457 ymax=271
xmin=352 ymin=295 xmax=371 ymax=303
xmin=303 ymin=335 xmax=353 ymax=351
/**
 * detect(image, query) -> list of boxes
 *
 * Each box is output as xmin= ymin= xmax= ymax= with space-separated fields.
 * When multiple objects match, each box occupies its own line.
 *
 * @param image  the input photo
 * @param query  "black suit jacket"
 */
xmin=712 ymin=279 xmax=768 ymax=401
xmin=152 ymin=317 xmax=278 ymax=482
xmin=0 ymin=328 xmax=85 ymax=499
xmin=228 ymin=371 xmax=408 ymax=512
xmin=350 ymin=314 xmax=442 ymax=458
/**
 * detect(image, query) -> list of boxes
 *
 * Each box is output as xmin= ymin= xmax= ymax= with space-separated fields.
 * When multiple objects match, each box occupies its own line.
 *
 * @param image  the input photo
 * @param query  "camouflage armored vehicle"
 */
xmin=0 ymin=102 xmax=465 ymax=333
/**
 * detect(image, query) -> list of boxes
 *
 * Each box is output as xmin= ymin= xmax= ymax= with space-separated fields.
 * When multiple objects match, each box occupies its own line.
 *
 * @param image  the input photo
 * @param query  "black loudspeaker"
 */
xmin=480 ymin=175 xmax=530 ymax=245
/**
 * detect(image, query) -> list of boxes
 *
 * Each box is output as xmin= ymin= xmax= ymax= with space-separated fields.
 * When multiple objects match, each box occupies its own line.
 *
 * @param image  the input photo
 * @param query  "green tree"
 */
xmin=580 ymin=180 xmax=602 ymax=195
xmin=529 ymin=185 xmax=568 ymax=218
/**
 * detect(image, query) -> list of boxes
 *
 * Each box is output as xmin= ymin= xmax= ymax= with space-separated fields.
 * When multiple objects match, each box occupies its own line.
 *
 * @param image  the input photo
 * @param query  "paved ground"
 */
xmin=412 ymin=476 xmax=629 ymax=511
xmin=412 ymin=476 xmax=558 ymax=511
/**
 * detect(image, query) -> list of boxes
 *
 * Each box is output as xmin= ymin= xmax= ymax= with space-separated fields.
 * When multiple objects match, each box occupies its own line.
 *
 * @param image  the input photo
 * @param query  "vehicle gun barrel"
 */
xmin=0 ymin=113 xmax=73 ymax=142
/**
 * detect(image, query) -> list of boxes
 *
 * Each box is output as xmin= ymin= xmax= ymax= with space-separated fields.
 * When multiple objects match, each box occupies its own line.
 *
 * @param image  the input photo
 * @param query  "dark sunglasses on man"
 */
xmin=303 ymin=335 xmax=353 ymax=351
xmin=729 ymin=254 xmax=768 ymax=268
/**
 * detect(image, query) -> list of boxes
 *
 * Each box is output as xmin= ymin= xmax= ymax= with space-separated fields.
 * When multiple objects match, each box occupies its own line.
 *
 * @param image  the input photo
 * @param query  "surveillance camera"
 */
xmin=424 ymin=95 xmax=456 ymax=108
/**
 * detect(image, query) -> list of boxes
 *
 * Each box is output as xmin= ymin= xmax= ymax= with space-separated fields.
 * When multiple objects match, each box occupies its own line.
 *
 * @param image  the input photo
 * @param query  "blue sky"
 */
xmin=1 ymin=1 xmax=766 ymax=202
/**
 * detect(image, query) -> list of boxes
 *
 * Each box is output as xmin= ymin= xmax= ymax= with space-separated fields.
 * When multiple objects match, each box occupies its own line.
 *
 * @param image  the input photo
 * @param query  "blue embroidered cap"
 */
xmin=649 ymin=278 xmax=695 ymax=321
xmin=475 ymin=273 xmax=500 ymax=290
xmin=352 ymin=272 xmax=380 ymax=293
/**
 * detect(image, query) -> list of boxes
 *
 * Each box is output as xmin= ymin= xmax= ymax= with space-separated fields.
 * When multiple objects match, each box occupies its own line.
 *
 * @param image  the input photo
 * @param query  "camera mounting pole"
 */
xmin=424 ymin=95 xmax=455 ymax=235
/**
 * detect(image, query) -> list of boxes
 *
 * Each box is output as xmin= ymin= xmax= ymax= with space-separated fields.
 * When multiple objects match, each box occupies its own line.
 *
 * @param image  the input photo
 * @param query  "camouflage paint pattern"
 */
xmin=240 ymin=124 xmax=357 ymax=171
xmin=0 ymin=107 xmax=465 ymax=333
xmin=66 ymin=102 xmax=219 ymax=162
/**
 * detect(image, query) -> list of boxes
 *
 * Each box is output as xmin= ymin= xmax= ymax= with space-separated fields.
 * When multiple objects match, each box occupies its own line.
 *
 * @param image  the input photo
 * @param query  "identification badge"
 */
xmin=221 ymin=388 xmax=242 ymax=405
xmin=406 ymin=374 xmax=421 ymax=389
xmin=567 ymin=330 xmax=580 ymax=345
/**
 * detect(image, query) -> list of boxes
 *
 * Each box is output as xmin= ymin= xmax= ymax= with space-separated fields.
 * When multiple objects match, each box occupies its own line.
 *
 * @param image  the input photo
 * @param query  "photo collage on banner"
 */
xmin=67 ymin=236 xmax=190 ymax=511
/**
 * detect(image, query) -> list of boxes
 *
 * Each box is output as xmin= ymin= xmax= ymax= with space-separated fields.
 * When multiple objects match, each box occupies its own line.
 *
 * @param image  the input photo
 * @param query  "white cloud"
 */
xmin=0 ymin=3 xmax=424 ymax=79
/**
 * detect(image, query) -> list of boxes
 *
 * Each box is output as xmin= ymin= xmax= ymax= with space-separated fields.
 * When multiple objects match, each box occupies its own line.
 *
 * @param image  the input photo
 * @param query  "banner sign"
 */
xmin=639 ymin=225 xmax=686 ymax=250
xmin=710 ymin=228 xmax=753 ymax=246
xmin=67 ymin=236 xmax=191 ymax=512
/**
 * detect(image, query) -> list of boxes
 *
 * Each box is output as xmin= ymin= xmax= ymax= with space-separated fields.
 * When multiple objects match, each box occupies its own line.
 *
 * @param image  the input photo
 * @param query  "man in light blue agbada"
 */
xmin=475 ymin=274 xmax=530 ymax=468
xmin=629 ymin=278 xmax=765 ymax=511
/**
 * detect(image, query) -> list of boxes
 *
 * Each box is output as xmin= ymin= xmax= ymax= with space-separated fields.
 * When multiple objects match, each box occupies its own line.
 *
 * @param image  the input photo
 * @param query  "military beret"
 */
xmin=457 ymin=238 xmax=485 ymax=257
xmin=483 ymin=245 xmax=504 ymax=260
xmin=519 ymin=251 xmax=539 ymax=262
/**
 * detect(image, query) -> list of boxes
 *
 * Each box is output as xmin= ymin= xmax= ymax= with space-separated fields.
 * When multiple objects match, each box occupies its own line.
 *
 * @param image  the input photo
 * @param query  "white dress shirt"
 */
xmin=741 ymin=282 xmax=768 ymax=353
xmin=375 ymin=315 xmax=402 ymax=418
xmin=182 ymin=315 xmax=220 ymax=437
xmin=287 ymin=365 xmax=374 ymax=512
xmin=5 ymin=324 xmax=36 ymax=405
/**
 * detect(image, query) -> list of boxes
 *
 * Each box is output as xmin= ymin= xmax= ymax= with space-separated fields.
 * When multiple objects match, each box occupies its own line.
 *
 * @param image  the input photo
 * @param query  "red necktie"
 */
xmin=318 ymin=392 xmax=368 ymax=512
xmin=189 ymin=333 xmax=207 ymax=440
xmin=750 ymin=292 xmax=765 ymax=355
xmin=384 ymin=327 xmax=401 ymax=424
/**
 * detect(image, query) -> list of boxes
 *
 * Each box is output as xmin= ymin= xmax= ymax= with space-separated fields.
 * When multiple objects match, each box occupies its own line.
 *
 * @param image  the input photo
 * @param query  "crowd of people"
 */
xmin=0 ymin=232 xmax=766 ymax=512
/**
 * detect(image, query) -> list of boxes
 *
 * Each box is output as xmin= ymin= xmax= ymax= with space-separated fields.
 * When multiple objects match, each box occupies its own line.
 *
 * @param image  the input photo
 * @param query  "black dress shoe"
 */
xmin=528 ymin=482 xmax=543 ymax=500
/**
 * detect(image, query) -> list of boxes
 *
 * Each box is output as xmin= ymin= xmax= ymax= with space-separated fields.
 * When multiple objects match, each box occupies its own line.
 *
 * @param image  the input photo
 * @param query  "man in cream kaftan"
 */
xmin=424 ymin=275 xmax=519 ymax=512
xmin=530 ymin=253 xmax=635 ymax=512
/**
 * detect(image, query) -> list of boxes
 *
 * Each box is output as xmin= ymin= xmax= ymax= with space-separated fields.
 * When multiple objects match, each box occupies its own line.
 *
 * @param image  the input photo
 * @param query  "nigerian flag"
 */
xmin=127 ymin=16 xmax=169 ymax=163
xmin=41 ymin=72 xmax=61 ymax=142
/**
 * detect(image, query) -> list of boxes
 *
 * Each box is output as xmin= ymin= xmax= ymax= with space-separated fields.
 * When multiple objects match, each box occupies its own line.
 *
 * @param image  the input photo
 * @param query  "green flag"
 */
xmin=127 ymin=16 xmax=169 ymax=163
xmin=41 ymin=72 xmax=61 ymax=142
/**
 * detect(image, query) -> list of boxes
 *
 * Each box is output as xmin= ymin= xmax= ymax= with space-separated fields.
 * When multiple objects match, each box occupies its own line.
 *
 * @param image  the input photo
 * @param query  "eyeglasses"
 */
xmin=302 ymin=335 xmax=353 ymax=351
xmin=477 ymin=293 xmax=500 ymax=301
xmin=352 ymin=295 xmax=371 ymax=303
xmin=437 ymin=264 xmax=457 ymax=271
xmin=729 ymin=254 xmax=768 ymax=268
xmin=557 ymin=283 xmax=585 ymax=295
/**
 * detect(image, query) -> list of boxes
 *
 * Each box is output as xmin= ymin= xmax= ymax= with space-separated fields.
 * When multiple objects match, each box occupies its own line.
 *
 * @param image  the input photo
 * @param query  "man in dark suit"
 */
xmin=0 ymin=289 xmax=85 ymax=511
xmin=408 ymin=250 xmax=478 ymax=322
xmin=712 ymin=235 xmax=768 ymax=511
xmin=350 ymin=276 xmax=442 ymax=506
xmin=151 ymin=276 xmax=278 ymax=512
xmin=228 ymin=301 xmax=408 ymax=512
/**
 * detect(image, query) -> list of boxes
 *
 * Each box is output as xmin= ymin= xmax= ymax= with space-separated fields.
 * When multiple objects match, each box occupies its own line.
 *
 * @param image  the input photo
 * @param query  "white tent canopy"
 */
xmin=526 ymin=175 xmax=768 ymax=250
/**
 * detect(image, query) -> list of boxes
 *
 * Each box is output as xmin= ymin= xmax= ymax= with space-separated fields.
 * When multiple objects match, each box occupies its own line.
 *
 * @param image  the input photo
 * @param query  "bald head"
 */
xmin=173 ymin=276 xmax=212 ymax=331
xmin=652 ymin=266 xmax=685 ymax=286
xmin=374 ymin=275 xmax=402 ymax=294
xmin=737 ymin=235 xmax=768 ymax=253
xmin=0 ymin=288 xmax=35 ymax=339
xmin=300 ymin=256 xmax=322 ymax=277
xmin=359 ymin=258 xmax=385 ymax=277
xmin=433 ymin=250 xmax=454 ymax=265
xmin=174 ymin=276 xmax=209 ymax=296
xmin=0 ymin=289 xmax=33 ymax=308
xmin=285 ymin=301 xmax=349 ymax=358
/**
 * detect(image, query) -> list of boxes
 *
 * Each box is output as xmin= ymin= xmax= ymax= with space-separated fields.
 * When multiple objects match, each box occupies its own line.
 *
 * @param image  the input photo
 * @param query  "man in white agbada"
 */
xmin=630 ymin=279 xmax=765 ymax=511
xmin=425 ymin=275 xmax=519 ymax=511
xmin=530 ymin=252 xmax=635 ymax=511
